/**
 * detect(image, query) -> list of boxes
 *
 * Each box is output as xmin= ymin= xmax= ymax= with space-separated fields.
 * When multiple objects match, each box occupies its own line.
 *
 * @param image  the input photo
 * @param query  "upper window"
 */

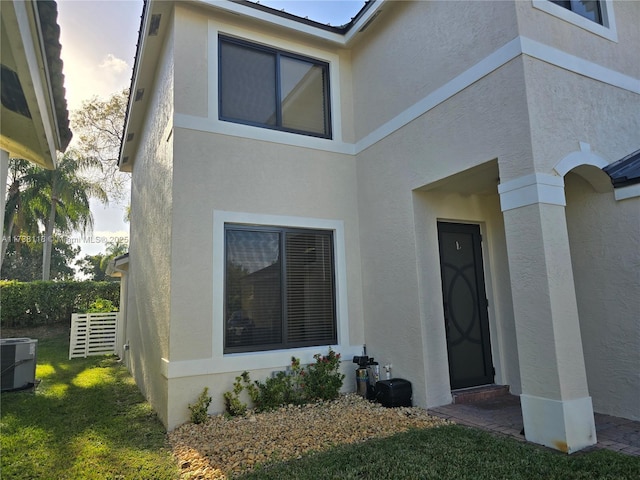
xmin=224 ymin=224 xmax=336 ymax=353
xmin=533 ymin=0 xmax=616 ymax=41
xmin=219 ymin=36 xmax=332 ymax=138
xmin=550 ymin=1 xmax=602 ymax=24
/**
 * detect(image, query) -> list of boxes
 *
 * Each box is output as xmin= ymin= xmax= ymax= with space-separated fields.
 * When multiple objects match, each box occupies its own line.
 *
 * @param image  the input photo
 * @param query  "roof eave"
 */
xmin=0 ymin=0 xmax=72 ymax=169
xmin=35 ymin=0 xmax=73 ymax=153
xmin=603 ymin=148 xmax=640 ymax=188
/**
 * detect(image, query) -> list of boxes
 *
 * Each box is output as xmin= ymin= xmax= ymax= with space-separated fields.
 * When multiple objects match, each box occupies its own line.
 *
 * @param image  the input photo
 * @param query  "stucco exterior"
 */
xmin=124 ymin=9 xmax=175 ymax=425
xmin=120 ymin=0 xmax=639 ymax=452
xmin=565 ymin=173 xmax=640 ymax=420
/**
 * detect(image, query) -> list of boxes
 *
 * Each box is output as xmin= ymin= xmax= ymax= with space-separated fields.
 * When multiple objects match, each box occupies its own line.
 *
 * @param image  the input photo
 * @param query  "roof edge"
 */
xmin=35 ymin=0 xmax=72 ymax=151
xmin=233 ymin=0 xmax=376 ymax=34
xmin=603 ymin=148 xmax=640 ymax=188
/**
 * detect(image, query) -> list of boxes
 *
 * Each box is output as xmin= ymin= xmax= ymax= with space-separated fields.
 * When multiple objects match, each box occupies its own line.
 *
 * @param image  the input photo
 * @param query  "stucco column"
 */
xmin=498 ymin=173 xmax=596 ymax=453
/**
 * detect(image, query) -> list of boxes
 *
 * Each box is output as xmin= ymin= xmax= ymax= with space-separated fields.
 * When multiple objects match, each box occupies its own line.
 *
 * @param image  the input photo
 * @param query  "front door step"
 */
xmin=452 ymin=384 xmax=510 ymax=404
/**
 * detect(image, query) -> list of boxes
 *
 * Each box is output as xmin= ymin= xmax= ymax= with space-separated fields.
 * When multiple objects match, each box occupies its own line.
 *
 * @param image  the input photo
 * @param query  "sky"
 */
xmin=55 ymin=0 xmax=366 ymax=257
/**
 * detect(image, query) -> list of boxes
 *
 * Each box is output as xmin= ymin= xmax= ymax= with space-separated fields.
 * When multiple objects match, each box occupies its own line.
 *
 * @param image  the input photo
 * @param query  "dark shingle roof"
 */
xmin=36 ymin=0 xmax=73 ymax=151
xmin=603 ymin=149 xmax=640 ymax=188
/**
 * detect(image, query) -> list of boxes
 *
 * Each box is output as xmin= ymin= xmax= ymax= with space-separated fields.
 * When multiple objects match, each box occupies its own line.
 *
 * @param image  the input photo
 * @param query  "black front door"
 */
xmin=437 ymin=222 xmax=494 ymax=390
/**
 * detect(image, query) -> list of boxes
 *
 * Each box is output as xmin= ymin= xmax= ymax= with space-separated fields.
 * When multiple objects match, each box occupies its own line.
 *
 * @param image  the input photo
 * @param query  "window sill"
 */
xmin=161 ymin=344 xmax=363 ymax=379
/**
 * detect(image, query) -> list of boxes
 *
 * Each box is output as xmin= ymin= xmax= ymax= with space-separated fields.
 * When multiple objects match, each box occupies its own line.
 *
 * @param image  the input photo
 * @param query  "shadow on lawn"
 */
xmin=1 ymin=331 xmax=174 ymax=479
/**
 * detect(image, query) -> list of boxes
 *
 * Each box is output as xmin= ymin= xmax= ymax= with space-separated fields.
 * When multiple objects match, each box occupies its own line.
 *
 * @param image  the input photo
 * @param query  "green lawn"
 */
xmin=237 ymin=425 xmax=640 ymax=480
xmin=0 ymin=331 xmax=178 ymax=480
xmin=2 ymin=329 xmax=638 ymax=480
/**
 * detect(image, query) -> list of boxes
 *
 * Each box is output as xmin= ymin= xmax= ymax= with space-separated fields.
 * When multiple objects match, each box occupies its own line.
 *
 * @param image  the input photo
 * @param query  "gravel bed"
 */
xmin=168 ymin=393 xmax=450 ymax=479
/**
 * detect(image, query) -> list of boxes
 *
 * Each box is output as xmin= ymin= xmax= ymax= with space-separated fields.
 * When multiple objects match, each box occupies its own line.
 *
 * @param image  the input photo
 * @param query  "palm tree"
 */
xmin=100 ymin=238 xmax=128 ymax=272
xmin=3 ymin=153 xmax=108 ymax=280
xmin=1 ymin=159 xmax=48 ymax=269
xmin=33 ymin=152 xmax=108 ymax=280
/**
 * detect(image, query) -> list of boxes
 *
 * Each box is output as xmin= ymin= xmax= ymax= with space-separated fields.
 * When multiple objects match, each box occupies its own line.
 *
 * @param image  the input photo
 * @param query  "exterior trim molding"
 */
xmin=355 ymin=35 xmax=638 ymax=154
xmin=554 ymin=142 xmax=640 ymax=200
xmin=519 ymin=37 xmax=636 ymax=93
xmin=159 ymin=210 xmax=360 ymax=381
xmin=554 ymin=142 xmax=609 ymax=176
xmin=498 ymin=173 xmax=566 ymax=211
xmin=613 ymin=183 xmax=640 ymax=201
xmin=354 ymin=37 xmax=523 ymax=154
xmin=193 ymin=0 xmax=387 ymax=46
xmin=172 ymin=34 xmax=639 ymax=157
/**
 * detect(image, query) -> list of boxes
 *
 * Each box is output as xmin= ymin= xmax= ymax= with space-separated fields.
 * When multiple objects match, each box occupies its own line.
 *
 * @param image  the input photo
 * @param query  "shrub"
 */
xmin=223 ymin=372 xmax=252 ymax=417
xmin=302 ymin=348 xmax=345 ymax=402
xmin=250 ymin=371 xmax=304 ymax=412
xmin=188 ymin=387 xmax=212 ymax=424
xmin=86 ymin=298 xmax=118 ymax=313
xmin=223 ymin=349 xmax=344 ymax=416
xmin=0 ymin=281 xmax=119 ymax=327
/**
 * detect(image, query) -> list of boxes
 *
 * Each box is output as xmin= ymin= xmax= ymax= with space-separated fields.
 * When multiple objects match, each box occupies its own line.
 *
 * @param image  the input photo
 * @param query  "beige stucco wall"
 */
xmin=565 ymin=174 xmax=640 ymax=420
xmin=509 ymin=11 xmax=639 ymax=417
xmin=163 ymin=128 xmax=364 ymax=428
xmin=349 ymin=0 xmax=520 ymax=141
xmin=173 ymin=4 xmax=208 ymax=119
xmin=168 ymin=130 xmax=366 ymax=360
xmin=354 ymin=53 xmax=532 ymax=408
xmin=521 ymin=58 xmax=640 ymax=179
xmin=125 ymin=0 xmax=639 ymax=429
xmin=515 ymin=0 xmax=640 ymax=79
xmin=156 ymin=4 xmax=367 ymax=428
xmin=126 ymin=11 xmax=175 ymax=426
xmin=507 ymin=2 xmax=639 ymax=420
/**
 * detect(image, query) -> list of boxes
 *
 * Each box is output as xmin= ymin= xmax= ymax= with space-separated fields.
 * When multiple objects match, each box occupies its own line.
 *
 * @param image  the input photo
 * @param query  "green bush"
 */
xmin=0 ymin=280 xmax=120 ymax=327
xmin=188 ymin=387 xmax=212 ymax=424
xmin=224 ymin=349 xmax=344 ymax=416
xmin=302 ymin=349 xmax=345 ymax=402
xmin=223 ymin=372 xmax=252 ymax=417
xmin=86 ymin=298 xmax=118 ymax=313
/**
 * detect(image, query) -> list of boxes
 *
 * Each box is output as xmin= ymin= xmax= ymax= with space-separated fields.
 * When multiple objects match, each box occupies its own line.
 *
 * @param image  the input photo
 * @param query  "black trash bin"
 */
xmin=375 ymin=378 xmax=412 ymax=407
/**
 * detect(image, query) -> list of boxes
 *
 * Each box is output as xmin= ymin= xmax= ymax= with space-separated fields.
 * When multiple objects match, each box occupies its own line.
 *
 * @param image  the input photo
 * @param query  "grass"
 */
xmin=0 ymin=329 xmax=178 ymax=480
xmin=238 ymin=426 xmax=640 ymax=480
xmin=2 ymin=328 xmax=638 ymax=480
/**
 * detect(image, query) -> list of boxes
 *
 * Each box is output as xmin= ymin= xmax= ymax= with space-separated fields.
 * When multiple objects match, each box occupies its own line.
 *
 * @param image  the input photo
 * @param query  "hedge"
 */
xmin=0 ymin=281 xmax=120 ymax=328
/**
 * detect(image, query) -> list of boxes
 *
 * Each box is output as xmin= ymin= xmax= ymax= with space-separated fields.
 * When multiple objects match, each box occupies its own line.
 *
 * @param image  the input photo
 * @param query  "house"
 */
xmin=118 ymin=0 xmax=639 ymax=453
xmin=0 ymin=0 xmax=72 ymax=248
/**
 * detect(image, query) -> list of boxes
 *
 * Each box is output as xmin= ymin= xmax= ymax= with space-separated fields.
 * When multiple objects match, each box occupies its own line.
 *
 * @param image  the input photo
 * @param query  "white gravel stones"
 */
xmin=168 ymin=393 xmax=449 ymax=479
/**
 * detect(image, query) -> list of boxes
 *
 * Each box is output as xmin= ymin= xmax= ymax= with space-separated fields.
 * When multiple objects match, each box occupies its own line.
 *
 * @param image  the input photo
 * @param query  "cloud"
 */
xmin=99 ymin=54 xmax=129 ymax=74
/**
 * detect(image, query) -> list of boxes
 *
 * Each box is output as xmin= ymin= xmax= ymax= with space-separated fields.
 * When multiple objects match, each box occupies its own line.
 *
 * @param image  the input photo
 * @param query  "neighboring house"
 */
xmin=0 ymin=0 xmax=72 ymax=238
xmin=118 ymin=0 xmax=639 ymax=453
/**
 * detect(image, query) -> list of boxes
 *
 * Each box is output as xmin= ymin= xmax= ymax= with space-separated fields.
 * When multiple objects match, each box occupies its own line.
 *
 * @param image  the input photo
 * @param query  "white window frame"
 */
xmin=218 ymin=35 xmax=332 ymax=139
xmin=223 ymin=223 xmax=338 ymax=353
xmin=207 ymin=20 xmax=346 ymax=152
xmin=532 ymin=0 xmax=618 ymax=42
xmin=212 ymin=210 xmax=351 ymax=371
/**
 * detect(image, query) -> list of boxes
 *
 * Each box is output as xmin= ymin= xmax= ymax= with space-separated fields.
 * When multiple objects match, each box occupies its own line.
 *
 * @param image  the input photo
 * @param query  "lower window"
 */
xmin=224 ymin=224 xmax=336 ymax=353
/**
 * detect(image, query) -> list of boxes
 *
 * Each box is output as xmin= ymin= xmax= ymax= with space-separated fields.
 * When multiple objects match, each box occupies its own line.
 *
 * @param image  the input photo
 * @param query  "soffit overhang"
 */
xmin=0 ymin=0 xmax=72 ymax=170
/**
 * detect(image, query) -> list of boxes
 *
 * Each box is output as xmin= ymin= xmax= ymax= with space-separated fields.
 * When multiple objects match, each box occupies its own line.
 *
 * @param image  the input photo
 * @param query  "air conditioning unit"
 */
xmin=1 ymin=338 xmax=38 ymax=392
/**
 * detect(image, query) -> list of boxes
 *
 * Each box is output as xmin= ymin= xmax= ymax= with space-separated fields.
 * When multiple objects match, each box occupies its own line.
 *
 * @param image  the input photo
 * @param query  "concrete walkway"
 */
xmin=428 ymin=395 xmax=640 ymax=456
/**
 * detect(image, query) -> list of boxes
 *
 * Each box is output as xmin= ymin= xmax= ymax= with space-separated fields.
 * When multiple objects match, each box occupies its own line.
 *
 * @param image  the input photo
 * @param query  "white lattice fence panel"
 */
xmin=69 ymin=313 xmax=119 ymax=359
